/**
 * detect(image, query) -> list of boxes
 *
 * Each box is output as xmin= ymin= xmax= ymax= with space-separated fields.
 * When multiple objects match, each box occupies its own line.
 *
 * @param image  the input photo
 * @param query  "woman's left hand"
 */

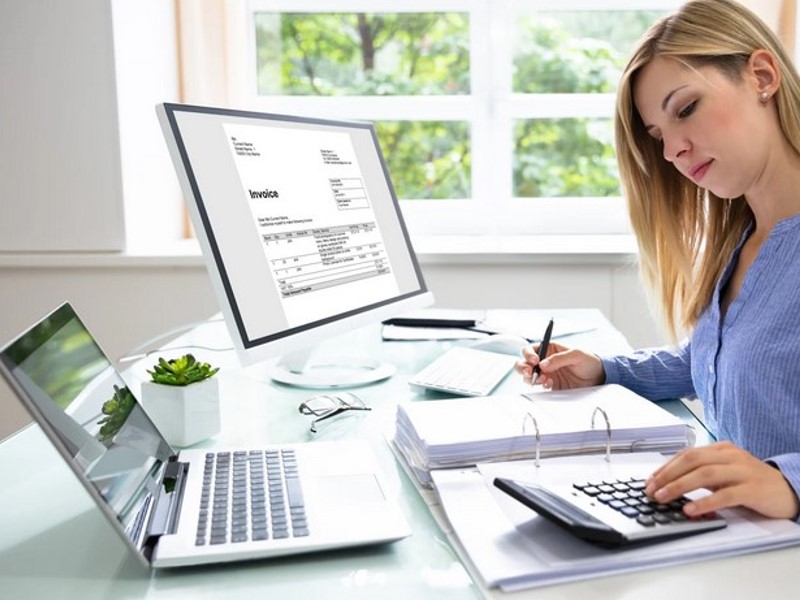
xmin=645 ymin=441 xmax=800 ymax=520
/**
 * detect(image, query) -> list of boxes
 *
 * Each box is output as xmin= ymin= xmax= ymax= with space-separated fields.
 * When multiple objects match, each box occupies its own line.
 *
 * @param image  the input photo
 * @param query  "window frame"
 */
xmin=239 ymin=0 xmax=683 ymax=236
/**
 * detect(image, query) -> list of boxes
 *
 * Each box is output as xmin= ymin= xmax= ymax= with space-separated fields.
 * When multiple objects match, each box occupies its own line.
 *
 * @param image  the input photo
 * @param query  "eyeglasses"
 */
xmin=298 ymin=392 xmax=372 ymax=433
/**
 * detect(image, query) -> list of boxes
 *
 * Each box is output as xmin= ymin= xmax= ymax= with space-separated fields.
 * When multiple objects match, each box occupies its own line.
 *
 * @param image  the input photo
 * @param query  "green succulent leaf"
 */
xmin=147 ymin=353 xmax=220 ymax=386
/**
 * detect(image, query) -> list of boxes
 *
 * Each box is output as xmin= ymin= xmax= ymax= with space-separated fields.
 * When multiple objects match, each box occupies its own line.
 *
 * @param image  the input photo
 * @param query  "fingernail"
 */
xmin=540 ymin=359 xmax=550 ymax=368
xmin=684 ymin=502 xmax=697 ymax=515
xmin=654 ymin=488 xmax=667 ymax=500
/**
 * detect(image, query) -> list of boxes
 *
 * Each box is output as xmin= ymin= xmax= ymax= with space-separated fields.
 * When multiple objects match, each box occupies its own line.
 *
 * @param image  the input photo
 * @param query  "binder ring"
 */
xmin=522 ymin=412 xmax=541 ymax=468
xmin=591 ymin=406 xmax=612 ymax=462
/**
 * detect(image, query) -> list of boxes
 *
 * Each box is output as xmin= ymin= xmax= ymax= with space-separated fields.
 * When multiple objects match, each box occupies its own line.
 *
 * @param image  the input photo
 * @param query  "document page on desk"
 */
xmin=480 ymin=311 xmax=597 ymax=341
xmin=431 ymin=454 xmax=800 ymax=591
xmin=380 ymin=309 xmax=596 ymax=341
xmin=381 ymin=324 xmax=488 ymax=341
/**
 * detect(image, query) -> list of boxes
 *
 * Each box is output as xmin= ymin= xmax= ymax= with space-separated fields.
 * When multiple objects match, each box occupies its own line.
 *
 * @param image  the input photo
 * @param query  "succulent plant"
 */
xmin=147 ymin=354 xmax=219 ymax=386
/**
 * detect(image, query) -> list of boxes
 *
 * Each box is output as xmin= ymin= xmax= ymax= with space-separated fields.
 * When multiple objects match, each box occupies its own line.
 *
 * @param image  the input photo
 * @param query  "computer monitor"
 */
xmin=157 ymin=103 xmax=433 ymax=388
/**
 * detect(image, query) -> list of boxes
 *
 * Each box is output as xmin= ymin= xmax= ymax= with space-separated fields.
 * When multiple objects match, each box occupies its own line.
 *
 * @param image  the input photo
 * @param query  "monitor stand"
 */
xmin=269 ymin=347 xmax=396 ymax=389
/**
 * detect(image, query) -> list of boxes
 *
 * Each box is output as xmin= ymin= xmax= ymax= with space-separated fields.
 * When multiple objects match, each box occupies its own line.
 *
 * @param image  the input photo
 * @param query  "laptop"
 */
xmin=0 ymin=302 xmax=411 ymax=568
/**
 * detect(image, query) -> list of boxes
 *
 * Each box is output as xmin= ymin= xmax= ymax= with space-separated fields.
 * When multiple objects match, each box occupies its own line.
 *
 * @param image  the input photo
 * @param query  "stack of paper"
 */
xmin=394 ymin=384 xmax=695 ymax=487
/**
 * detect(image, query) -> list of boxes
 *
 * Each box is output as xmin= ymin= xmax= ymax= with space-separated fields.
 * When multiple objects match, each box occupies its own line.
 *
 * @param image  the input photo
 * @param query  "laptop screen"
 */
xmin=0 ymin=303 xmax=173 ymax=553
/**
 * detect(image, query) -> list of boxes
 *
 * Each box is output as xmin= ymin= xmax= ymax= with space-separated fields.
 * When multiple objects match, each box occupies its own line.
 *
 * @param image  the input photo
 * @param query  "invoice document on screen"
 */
xmin=224 ymin=122 xmax=400 ymax=329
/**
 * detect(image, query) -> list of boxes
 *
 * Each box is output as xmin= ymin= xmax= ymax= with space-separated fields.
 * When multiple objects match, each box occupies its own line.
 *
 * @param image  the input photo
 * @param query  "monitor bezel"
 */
xmin=157 ymin=102 xmax=433 ymax=367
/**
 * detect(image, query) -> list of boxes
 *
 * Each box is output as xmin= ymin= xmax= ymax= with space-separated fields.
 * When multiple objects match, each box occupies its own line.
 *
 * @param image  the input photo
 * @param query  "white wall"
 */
xmin=0 ymin=0 xmax=126 ymax=251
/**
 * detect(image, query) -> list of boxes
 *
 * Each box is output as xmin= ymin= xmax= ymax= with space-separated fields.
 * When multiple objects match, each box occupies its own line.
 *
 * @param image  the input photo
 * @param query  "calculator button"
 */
xmin=653 ymin=513 xmax=672 ymax=525
xmin=636 ymin=514 xmax=656 ymax=527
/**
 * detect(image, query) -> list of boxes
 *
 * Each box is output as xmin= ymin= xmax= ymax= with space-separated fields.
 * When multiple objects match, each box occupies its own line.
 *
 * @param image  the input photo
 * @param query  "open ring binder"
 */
xmin=394 ymin=384 xmax=696 ymax=488
xmin=522 ymin=412 xmax=541 ymax=468
xmin=591 ymin=406 xmax=612 ymax=462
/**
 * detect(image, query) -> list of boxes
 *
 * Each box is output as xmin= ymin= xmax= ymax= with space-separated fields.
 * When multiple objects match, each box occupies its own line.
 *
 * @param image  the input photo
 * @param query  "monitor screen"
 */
xmin=157 ymin=103 xmax=433 ymax=387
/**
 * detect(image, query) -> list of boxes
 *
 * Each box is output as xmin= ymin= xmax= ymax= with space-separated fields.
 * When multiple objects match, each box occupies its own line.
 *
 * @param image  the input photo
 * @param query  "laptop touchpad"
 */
xmin=316 ymin=473 xmax=386 ymax=504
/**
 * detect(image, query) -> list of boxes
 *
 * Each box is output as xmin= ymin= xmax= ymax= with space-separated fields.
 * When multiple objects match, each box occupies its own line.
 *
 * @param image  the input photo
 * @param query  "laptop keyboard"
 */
xmin=408 ymin=346 xmax=515 ymax=396
xmin=196 ymin=449 xmax=309 ymax=546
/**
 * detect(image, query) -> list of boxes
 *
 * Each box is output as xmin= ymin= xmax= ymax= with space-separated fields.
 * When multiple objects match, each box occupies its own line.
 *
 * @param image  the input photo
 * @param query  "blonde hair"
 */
xmin=615 ymin=0 xmax=800 ymax=341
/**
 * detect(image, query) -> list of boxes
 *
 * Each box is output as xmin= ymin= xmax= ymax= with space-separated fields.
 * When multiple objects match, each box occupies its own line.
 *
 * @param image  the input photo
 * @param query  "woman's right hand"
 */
xmin=514 ymin=342 xmax=605 ymax=390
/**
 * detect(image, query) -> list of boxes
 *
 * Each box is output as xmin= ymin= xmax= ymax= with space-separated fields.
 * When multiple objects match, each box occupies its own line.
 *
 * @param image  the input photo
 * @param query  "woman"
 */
xmin=517 ymin=0 xmax=800 ymax=520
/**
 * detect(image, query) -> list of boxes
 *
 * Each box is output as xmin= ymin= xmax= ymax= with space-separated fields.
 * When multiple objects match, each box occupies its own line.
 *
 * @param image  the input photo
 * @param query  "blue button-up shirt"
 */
xmin=602 ymin=213 xmax=800 ymax=506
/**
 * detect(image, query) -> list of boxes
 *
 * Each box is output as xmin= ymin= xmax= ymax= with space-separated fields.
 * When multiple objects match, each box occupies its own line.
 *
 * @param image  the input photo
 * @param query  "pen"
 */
xmin=532 ymin=318 xmax=554 ymax=385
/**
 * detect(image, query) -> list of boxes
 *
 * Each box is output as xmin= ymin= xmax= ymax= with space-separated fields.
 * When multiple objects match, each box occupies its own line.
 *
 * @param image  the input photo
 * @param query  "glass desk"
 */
xmin=0 ymin=309 xmax=794 ymax=599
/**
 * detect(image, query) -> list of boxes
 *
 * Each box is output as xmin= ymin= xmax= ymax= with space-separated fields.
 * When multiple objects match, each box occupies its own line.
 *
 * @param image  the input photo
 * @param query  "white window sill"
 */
xmin=413 ymin=234 xmax=638 ymax=264
xmin=0 ymin=234 xmax=638 ymax=268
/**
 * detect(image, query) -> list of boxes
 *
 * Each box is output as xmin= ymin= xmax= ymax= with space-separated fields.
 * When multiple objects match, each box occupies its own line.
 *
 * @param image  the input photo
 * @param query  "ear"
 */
xmin=749 ymin=49 xmax=781 ymax=97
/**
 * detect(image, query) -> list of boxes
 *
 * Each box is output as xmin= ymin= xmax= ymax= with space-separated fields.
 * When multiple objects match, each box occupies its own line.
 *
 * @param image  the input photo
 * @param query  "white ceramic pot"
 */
xmin=140 ymin=378 xmax=220 ymax=447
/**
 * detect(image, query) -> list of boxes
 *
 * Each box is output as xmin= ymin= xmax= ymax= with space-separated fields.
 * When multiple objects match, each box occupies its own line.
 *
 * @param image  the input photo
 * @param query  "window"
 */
xmin=233 ymin=1 xmax=680 ymax=236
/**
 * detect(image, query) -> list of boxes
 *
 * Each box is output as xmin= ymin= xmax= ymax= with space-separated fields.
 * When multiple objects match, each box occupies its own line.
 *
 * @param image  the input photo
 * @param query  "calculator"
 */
xmin=494 ymin=476 xmax=727 ymax=548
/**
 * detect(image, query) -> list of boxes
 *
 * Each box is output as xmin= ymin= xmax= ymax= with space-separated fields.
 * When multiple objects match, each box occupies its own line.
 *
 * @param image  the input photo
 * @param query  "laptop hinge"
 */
xmin=146 ymin=460 xmax=189 ymax=540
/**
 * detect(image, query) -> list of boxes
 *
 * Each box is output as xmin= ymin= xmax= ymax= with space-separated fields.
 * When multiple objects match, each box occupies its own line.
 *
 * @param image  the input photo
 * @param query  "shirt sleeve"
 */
xmin=767 ymin=455 xmax=800 ymax=522
xmin=600 ymin=339 xmax=695 ymax=402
